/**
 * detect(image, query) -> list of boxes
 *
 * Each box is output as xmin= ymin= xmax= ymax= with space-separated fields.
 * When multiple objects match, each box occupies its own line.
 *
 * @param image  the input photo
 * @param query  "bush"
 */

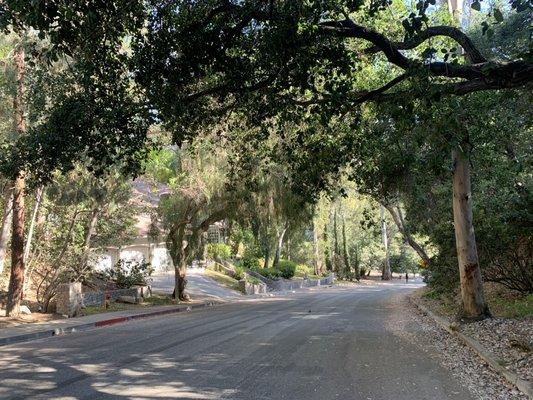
xmin=240 ymin=253 xmax=260 ymax=270
xmin=278 ymin=260 xmax=297 ymax=279
xmin=104 ymin=259 xmax=153 ymax=289
xmin=234 ymin=265 xmax=245 ymax=280
xmin=295 ymin=263 xmax=314 ymax=278
xmin=206 ymin=243 xmax=232 ymax=261
xmin=256 ymin=267 xmax=281 ymax=280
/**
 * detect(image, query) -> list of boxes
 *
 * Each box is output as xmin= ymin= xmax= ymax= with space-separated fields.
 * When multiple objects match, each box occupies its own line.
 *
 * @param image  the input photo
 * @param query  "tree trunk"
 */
xmin=263 ymin=250 xmax=270 ymax=269
xmin=452 ymin=149 xmax=490 ymax=319
xmin=167 ymin=225 xmax=190 ymax=301
xmin=341 ymin=215 xmax=350 ymax=277
xmin=174 ymin=260 xmax=188 ymax=301
xmin=0 ymin=186 xmax=13 ymax=275
xmin=333 ymin=208 xmax=339 ymax=256
xmin=380 ymin=205 xmax=392 ymax=280
xmin=383 ymin=203 xmax=430 ymax=266
xmin=272 ymin=226 xmax=287 ymax=268
xmin=312 ymin=221 xmax=322 ymax=275
xmin=74 ymin=207 xmax=100 ymax=280
xmin=22 ymin=186 xmax=45 ymax=293
xmin=323 ymin=222 xmax=332 ymax=271
xmin=23 ymin=186 xmax=44 ymax=263
xmin=40 ymin=208 xmax=80 ymax=312
xmin=6 ymin=45 xmax=27 ymax=317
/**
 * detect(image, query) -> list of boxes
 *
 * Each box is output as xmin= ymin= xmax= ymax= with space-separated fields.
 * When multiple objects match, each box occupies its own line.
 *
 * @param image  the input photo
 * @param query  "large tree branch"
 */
xmin=364 ymin=26 xmax=487 ymax=64
xmin=318 ymin=18 xmax=533 ymax=87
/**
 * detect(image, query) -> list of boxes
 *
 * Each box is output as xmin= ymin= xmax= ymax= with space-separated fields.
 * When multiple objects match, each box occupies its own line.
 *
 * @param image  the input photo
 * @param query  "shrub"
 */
xmin=206 ymin=243 xmax=232 ymax=261
xmin=104 ymin=259 xmax=153 ymax=289
xmin=234 ymin=265 xmax=245 ymax=281
xmin=257 ymin=267 xmax=281 ymax=280
xmin=278 ymin=260 xmax=297 ymax=279
xmin=295 ymin=263 xmax=314 ymax=278
xmin=240 ymin=253 xmax=260 ymax=270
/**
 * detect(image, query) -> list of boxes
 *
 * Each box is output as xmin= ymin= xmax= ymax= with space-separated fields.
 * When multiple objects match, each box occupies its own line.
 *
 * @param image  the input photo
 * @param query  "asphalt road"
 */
xmin=0 ymin=282 xmax=475 ymax=400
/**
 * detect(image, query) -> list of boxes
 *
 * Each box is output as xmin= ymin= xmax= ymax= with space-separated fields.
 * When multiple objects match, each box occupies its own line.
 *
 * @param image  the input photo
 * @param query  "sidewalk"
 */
xmin=0 ymin=300 xmax=222 ymax=347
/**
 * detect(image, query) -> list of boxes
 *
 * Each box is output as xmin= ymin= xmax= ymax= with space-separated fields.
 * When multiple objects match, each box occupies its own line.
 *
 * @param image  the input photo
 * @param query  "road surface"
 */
xmin=0 ymin=282 xmax=475 ymax=400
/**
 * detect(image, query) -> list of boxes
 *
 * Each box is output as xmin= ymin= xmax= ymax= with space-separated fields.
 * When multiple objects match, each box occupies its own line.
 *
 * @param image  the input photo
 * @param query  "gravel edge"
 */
xmin=409 ymin=296 xmax=533 ymax=399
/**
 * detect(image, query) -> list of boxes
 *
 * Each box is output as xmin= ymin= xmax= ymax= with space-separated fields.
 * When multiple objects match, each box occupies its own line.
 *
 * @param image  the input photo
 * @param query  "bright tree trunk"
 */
xmin=0 ymin=187 xmax=13 ymax=275
xmin=380 ymin=205 xmax=392 ymax=280
xmin=272 ymin=226 xmax=287 ymax=268
xmin=23 ymin=186 xmax=44 ymax=263
xmin=383 ymin=203 xmax=430 ymax=266
xmin=452 ymin=149 xmax=490 ymax=319
xmin=312 ymin=222 xmax=322 ymax=275
xmin=341 ymin=215 xmax=350 ymax=277
xmin=6 ymin=46 xmax=27 ymax=317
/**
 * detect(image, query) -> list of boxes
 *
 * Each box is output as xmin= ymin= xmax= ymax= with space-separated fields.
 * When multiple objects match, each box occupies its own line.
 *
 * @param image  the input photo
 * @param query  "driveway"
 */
xmin=151 ymin=268 xmax=243 ymax=301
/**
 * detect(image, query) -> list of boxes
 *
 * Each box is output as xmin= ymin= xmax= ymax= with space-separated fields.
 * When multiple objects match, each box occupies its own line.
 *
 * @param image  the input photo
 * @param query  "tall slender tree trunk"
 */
xmin=0 ymin=186 xmax=13 ymax=275
xmin=383 ymin=203 xmax=430 ymax=266
xmin=22 ymin=186 xmax=45 ymax=293
xmin=6 ymin=45 xmax=27 ymax=317
xmin=74 ymin=207 xmax=100 ymax=281
xmin=23 ymin=186 xmax=44 ymax=263
xmin=380 ymin=205 xmax=392 ymax=280
xmin=272 ymin=226 xmax=287 ymax=268
xmin=312 ymin=221 xmax=321 ymax=275
xmin=445 ymin=0 xmax=489 ymax=320
xmin=263 ymin=250 xmax=270 ymax=269
xmin=341 ymin=215 xmax=350 ymax=278
xmin=452 ymin=149 xmax=490 ymax=319
xmin=323 ymin=222 xmax=332 ymax=271
xmin=333 ymin=208 xmax=339 ymax=256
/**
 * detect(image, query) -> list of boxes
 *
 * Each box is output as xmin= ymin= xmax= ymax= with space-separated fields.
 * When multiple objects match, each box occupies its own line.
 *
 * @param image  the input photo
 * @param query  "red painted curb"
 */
xmin=94 ymin=316 xmax=128 ymax=327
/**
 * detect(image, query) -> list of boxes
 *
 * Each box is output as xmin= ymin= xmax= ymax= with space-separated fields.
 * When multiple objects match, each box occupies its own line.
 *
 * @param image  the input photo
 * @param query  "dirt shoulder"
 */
xmin=412 ymin=286 xmax=532 ymax=384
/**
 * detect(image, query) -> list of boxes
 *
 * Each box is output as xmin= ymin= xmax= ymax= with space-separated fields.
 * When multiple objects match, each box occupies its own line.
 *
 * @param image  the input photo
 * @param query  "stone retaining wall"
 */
xmin=245 ymin=272 xmax=335 ymax=292
xmin=56 ymin=283 xmax=151 ymax=316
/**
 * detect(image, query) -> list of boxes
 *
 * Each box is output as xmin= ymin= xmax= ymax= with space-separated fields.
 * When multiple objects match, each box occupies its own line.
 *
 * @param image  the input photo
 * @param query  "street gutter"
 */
xmin=0 ymin=300 xmax=223 ymax=347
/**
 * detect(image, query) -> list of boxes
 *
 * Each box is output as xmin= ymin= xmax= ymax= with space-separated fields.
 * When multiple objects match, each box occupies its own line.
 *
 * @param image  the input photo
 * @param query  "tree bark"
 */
xmin=333 ymin=208 xmax=339 ymax=256
xmin=380 ymin=205 xmax=392 ymax=280
xmin=323 ymin=222 xmax=332 ymax=271
xmin=167 ymin=225 xmax=189 ymax=301
xmin=452 ymin=149 xmax=490 ymax=319
xmin=0 ymin=186 xmax=13 ymax=275
xmin=6 ymin=45 xmax=27 ymax=317
xmin=23 ymin=186 xmax=44 ymax=263
xmin=341 ymin=214 xmax=350 ymax=277
xmin=312 ymin=221 xmax=322 ymax=275
xmin=74 ymin=206 xmax=100 ymax=280
xmin=383 ymin=203 xmax=430 ymax=266
xmin=272 ymin=226 xmax=287 ymax=268
xmin=22 ymin=186 xmax=45 ymax=293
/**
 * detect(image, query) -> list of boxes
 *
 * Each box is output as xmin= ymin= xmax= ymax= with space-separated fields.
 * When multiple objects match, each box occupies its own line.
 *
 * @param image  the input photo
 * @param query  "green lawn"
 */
xmin=205 ymin=268 xmax=242 ymax=292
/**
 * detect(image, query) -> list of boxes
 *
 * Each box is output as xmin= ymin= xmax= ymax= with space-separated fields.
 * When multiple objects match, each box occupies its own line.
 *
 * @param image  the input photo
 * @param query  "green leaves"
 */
xmin=493 ymin=8 xmax=504 ymax=23
xmin=471 ymin=1 xmax=481 ymax=11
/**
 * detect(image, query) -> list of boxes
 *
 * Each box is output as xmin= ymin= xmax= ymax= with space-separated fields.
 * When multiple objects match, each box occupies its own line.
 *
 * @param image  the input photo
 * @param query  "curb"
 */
xmin=410 ymin=297 xmax=533 ymax=399
xmin=0 ymin=300 xmax=223 ymax=347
